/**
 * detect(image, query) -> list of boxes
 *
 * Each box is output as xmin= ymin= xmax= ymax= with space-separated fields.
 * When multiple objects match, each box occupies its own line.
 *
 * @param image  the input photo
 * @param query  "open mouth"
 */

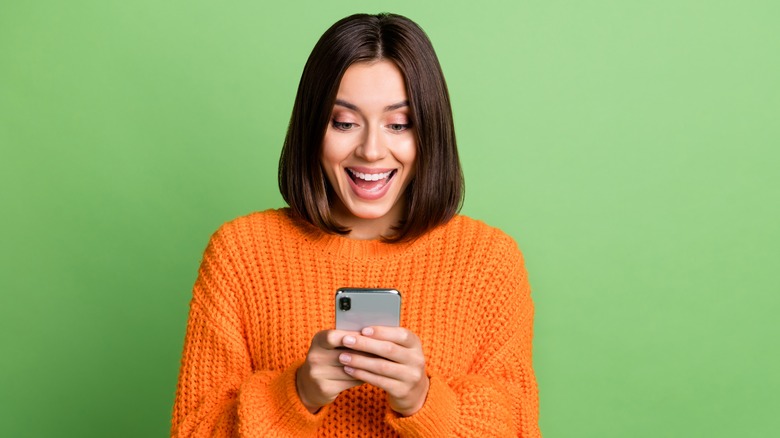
xmin=346 ymin=168 xmax=397 ymax=192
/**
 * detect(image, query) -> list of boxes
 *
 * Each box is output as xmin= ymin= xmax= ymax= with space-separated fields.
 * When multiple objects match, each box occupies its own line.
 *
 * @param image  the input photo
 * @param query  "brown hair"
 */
xmin=278 ymin=13 xmax=463 ymax=242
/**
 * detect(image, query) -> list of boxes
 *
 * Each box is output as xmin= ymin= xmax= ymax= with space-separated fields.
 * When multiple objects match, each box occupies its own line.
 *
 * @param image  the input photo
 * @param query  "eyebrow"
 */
xmin=334 ymin=99 xmax=409 ymax=112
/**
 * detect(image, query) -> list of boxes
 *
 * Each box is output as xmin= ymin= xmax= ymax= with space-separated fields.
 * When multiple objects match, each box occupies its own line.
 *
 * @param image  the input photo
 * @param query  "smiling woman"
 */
xmin=171 ymin=13 xmax=540 ymax=437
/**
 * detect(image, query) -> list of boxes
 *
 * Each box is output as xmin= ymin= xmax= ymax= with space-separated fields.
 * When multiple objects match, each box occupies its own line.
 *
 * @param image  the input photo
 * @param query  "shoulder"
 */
xmin=420 ymin=215 xmax=528 ymax=290
xmin=436 ymin=215 xmax=525 ymax=265
xmin=196 ymin=208 xmax=302 ymax=261
xmin=210 ymin=208 xmax=295 ymax=244
xmin=433 ymin=215 xmax=532 ymax=305
xmin=218 ymin=207 xmax=291 ymax=231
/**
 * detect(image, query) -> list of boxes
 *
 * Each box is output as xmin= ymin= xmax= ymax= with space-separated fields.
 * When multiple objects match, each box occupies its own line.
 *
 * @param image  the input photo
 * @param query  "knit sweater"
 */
xmin=171 ymin=209 xmax=540 ymax=437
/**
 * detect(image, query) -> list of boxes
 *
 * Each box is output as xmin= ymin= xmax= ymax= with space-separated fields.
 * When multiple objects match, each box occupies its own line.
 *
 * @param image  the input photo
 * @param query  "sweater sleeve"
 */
xmin=385 ymin=233 xmax=541 ymax=438
xmin=171 ymin=227 xmax=327 ymax=437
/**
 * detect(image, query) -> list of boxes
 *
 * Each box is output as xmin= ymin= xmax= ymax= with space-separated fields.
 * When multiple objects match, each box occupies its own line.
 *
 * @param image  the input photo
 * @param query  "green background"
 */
xmin=1 ymin=0 xmax=778 ymax=436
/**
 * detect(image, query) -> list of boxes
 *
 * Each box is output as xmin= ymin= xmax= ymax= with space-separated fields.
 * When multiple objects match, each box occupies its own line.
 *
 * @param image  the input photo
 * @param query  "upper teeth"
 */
xmin=348 ymin=169 xmax=392 ymax=181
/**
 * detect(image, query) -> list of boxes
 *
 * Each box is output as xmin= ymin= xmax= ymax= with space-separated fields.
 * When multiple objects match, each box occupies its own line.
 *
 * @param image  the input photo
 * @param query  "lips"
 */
xmin=348 ymin=168 xmax=394 ymax=181
xmin=345 ymin=167 xmax=397 ymax=200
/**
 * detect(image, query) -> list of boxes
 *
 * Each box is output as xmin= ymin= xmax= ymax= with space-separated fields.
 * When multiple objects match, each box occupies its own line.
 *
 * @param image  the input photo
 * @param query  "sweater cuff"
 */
xmin=385 ymin=374 xmax=458 ymax=437
xmin=238 ymin=360 xmax=327 ymax=435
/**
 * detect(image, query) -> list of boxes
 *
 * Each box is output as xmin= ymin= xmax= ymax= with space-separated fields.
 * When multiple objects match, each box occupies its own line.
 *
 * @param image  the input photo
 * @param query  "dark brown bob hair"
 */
xmin=278 ymin=13 xmax=463 ymax=242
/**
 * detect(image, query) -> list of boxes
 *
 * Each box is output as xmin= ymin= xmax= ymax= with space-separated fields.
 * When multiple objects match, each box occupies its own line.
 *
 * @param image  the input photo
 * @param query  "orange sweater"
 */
xmin=172 ymin=209 xmax=540 ymax=437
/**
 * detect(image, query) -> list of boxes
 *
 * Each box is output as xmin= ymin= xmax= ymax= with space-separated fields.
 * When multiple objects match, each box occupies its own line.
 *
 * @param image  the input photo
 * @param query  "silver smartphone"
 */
xmin=335 ymin=288 xmax=401 ymax=331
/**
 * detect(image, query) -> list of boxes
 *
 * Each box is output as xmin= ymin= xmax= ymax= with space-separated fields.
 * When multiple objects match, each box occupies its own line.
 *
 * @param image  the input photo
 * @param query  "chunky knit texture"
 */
xmin=172 ymin=209 xmax=540 ymax=437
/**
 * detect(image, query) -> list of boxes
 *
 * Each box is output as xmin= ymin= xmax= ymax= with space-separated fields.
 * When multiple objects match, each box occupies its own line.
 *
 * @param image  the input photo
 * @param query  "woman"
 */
xmin=172 ymin=13 xmax=540 ymax=437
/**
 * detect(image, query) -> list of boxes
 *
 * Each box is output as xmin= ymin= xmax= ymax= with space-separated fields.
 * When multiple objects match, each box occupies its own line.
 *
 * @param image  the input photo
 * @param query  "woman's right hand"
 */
xmin=296 ymin=330 xmax=363 ymax=413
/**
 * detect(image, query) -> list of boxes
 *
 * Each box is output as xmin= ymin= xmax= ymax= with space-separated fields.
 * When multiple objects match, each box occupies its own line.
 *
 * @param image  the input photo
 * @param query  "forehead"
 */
xmin=335 ymin=60 xmax=408 ymax=108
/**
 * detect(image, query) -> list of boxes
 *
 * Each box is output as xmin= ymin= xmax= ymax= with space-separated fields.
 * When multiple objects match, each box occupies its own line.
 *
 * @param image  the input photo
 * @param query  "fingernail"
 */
xmin=362 ymin=327 xmax=374 ymax=336
xmin=339 ymin=353 xmax=351 ymax=364
xmin=344 ymin=366 xmax=354 ymax=374
xmin=343 ymin=335 xmax=356 ymax=345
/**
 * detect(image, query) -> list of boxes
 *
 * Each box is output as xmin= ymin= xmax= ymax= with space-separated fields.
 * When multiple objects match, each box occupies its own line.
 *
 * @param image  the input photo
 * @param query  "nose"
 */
xmin=355 ymin=124 xmax=387 ymax=162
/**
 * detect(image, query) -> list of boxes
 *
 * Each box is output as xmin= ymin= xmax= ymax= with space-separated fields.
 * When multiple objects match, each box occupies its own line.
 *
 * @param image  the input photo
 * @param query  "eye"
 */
xmin=332 ymin=121 xmax=357 ymax=131
xmin=387 ymin=123 xmax=411 ymax=132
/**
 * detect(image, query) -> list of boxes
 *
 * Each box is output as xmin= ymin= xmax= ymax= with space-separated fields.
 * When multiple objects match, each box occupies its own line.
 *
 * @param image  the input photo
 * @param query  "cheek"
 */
xmin=320 ymin=134 xmax=340 ymax=169
xmin=320 ymin=134 xmax=353 ymax=188
xmin=321 ymin=134 xmax=346 ymax=168
xmin=398 ymin=138 xmax=417 ymax=170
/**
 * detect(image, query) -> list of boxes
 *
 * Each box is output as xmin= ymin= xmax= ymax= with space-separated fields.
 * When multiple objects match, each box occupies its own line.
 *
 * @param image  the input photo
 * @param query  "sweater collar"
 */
xmin=279 ymin=209 xmax=434 ymax=260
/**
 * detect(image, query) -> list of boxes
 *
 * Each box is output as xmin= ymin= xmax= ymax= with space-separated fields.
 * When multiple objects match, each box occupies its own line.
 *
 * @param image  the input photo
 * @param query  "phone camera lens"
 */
xmin=339 ymin=296 xmax=351 ymax=311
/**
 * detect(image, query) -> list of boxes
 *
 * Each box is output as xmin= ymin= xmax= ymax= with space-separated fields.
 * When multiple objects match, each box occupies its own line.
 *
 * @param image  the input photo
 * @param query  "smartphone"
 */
xmin=335 ymin=288 xmax=401 ymax=331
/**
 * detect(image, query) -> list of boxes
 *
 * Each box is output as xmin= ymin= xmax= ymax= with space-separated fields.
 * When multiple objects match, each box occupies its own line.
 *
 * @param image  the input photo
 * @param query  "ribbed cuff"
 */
xmin=385 ymin=374 xmax=458 ymax=437
xmin=238 ymin=360 xmax=327 ymax=436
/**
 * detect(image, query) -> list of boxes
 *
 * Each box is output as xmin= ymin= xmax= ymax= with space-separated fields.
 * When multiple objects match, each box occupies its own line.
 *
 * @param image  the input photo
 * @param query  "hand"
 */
xmin=296 ymin=330 xmax=362 ymax=413
xmin=338 ymin=326 xmax=429 ymax=417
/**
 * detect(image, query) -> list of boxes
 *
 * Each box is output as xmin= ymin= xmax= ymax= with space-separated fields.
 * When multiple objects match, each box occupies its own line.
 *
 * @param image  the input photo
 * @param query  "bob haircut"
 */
xmin=278 ymin=13 xmax=463 ymax=242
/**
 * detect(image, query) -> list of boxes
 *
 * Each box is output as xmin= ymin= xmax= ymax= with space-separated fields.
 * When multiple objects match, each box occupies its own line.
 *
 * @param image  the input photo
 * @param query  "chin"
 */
xmin=344 ymin=201 xmax=398 ymax=220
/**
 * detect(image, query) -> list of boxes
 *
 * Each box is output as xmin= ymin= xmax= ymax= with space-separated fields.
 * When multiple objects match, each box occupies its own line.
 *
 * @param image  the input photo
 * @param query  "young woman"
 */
xmin=172 ymin=13 xmax=540 ymax=437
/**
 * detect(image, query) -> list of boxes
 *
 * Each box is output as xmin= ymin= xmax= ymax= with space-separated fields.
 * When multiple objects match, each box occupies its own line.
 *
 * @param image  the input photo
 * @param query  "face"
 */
xmin=321 ymin=60 xmax=417 ymax=238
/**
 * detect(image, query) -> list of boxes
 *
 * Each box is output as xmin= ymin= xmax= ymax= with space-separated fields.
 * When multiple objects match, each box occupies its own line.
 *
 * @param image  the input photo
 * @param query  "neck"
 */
xmin=331 ymin=201 xmax=405 ymax=241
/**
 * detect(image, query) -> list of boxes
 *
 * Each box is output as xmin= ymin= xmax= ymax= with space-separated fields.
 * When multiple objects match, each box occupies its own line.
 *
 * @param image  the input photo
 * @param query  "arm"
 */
xmin=171 ymin=228 xmax=326 ymax=437
xmin=385 ymin=236 xmax=540 ymax=437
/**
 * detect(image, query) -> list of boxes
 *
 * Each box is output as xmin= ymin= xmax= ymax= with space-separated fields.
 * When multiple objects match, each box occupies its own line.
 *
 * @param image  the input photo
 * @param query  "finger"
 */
xmin=360 ymin=326 xmax=420 ymax=348
xmin=327 ymin=372 xmax=364 ymax=382
xmin=319 ymin=361 xmax=365 ymax=380
xmin=343 ymin=365 xmax=402 ymax=394
xmin=314 ymin=329 xmax=361 ymax=350
xmin=306 ymin=347 xmax=365 ymax=372
xmin=342 ymin=334 xmax=410 ymax=363
xmin=302 ymin=358 xmax=361 ymax=383
xmin=338 ymin=351 xmax=406 ymax=380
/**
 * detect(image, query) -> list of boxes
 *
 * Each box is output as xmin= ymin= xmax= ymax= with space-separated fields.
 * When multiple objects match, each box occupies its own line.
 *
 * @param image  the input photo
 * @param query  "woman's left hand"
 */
xmin=338 ymin=326 xmax=429 ymax=417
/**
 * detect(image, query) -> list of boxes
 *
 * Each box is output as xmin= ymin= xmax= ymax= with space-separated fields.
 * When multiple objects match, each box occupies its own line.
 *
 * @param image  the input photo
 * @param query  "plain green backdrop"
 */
xmin=1 ymin=0 xmax=778 ymax=436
